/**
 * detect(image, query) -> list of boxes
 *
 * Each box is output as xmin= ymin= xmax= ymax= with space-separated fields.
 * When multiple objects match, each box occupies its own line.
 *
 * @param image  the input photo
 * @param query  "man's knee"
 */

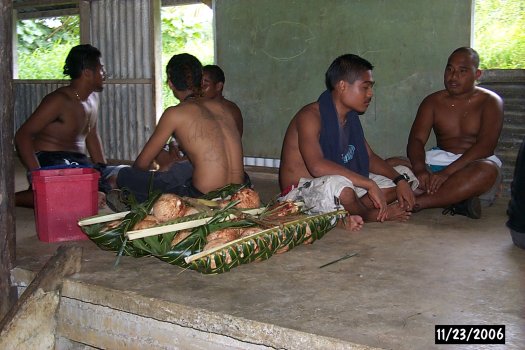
xmin=469 ymin=160 xmax=500 ymax=184
xmin=339 ymin=187 xmax=359 ymax=207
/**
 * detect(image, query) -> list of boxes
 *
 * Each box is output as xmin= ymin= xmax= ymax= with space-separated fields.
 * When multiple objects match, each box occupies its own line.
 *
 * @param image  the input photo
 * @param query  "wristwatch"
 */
xmin=393 ymin=173 xmax=410 ymax=185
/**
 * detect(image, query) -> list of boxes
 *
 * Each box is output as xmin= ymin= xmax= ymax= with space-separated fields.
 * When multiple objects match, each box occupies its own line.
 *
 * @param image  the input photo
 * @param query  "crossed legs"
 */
xmin=413 ymin=160 xmax=499 ymax=211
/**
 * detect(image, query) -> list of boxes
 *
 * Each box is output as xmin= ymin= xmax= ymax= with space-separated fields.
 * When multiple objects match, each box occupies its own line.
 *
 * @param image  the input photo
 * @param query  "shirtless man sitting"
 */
xmin=279 ymin=54 xmax=418 ymax=227
xmin=113 ymin=54 xmax=246 ymax=203
xmin=404 ymin=47 xmax=503 ymax=218
xmin=155 ymin=64 xmax=243 ymax=171
xmin=202 ymin=64 xmax=243 ymax=135
xmin=15 ymin=44 xmax=114 ymax=208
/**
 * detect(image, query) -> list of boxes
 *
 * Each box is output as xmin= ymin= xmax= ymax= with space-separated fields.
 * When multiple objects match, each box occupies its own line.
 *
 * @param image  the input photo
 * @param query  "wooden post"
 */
xmin=0 ymin=246 xmax=82 ymax=348
xmin=0 ymin=0 xmax=17 ymax=320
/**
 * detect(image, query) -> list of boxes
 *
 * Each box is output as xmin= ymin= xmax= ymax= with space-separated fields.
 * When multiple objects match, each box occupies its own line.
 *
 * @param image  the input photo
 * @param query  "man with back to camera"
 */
xmin=15 ymin=44 xmax=117 ymax=208
xmin=202 ymin=64 xmax=244 ymax=135
xmin=111 ymin=54 xmax=247 ymax=204
xmin=154 ymin=64 xmax=244 ymax=171
xmin=402 ymin=47 xmax=503 ymax=218
xmin=279 ymin=54 xmax=419 ymax=228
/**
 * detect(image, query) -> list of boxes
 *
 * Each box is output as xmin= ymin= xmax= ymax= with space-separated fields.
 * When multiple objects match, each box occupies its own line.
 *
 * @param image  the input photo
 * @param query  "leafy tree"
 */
xmin=474 ymin=0 xmax=525 ymax=69
xmin=161 ymin=4 xmax=214 ymax=109
xmin=17 ymin=16 xmax=80 ymax=79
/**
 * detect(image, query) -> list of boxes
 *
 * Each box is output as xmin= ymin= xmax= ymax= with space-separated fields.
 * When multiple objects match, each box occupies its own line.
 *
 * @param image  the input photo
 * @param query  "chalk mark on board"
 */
xmin=259 ymin=21 xmax=315 ymax=61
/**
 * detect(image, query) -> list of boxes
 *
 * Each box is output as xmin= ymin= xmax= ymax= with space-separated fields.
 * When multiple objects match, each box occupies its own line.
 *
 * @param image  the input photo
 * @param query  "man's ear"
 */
xmin=167 ymin=80 xmax=175 ymax=91
xmin=216 ymin=81 xmax=224 ymax=93
xmin=337 ymin=80 xmax=346 ymax=92
xmin=475 ymin=69 xmax=482 ymax=80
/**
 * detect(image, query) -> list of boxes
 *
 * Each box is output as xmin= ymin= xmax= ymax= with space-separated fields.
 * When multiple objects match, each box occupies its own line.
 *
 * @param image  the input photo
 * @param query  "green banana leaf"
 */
xmin=187 ymin=210 xmax=346 ymax=274
xmin=80 ymin=184 xmax=346 ymax=274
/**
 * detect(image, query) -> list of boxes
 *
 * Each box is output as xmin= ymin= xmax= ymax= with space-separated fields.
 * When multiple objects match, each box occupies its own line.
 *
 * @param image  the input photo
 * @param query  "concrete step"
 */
xmin=11 ymin=268 xmax=375 ymax=350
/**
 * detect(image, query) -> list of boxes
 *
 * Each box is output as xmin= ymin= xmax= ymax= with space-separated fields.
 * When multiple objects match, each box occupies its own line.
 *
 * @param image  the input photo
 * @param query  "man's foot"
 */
xmin=442 ymin=197 xmax=481 ymax=219
xmin=106 ymin=189 xmax=130 ymax=212
xmin=346 ymin=215 xmax=364 ymax=231
xmin=338 ymin=215 xmax=364 ymax=231
xmin=385 ymin=203 xmax=412 ymax=222
xmin=98 ymin=191 xmax=107 ymax=209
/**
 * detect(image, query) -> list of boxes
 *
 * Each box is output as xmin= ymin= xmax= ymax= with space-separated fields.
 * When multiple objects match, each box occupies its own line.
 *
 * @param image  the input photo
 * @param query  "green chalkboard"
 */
xmin=216 ymin=0 xmax=471 ymax=159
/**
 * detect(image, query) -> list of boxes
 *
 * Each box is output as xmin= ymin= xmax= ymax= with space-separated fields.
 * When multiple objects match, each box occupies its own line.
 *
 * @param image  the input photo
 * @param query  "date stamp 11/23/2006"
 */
xmin=435 ymin=325 xmax=505 ymax=345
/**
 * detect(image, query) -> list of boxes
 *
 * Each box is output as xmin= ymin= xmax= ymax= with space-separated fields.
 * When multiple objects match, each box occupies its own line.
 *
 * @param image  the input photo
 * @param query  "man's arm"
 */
xmin=407 ymin=96 xmax=435 ymax=190
xmin=154 ymin=139 xmax=186 ymax=171
xmin=230 ymin=101 xmax=244 ymax=137
xmin=296 ymin=107 xmax=371 ymax=188
xmin=367 ymin=141 xmax=415 ymax=210
xmin=134 ymin=107 xmax=178 ymax=171
xmin=85 ymin=126 xmax=107 ymax=165
xmin=14 ymin=93 xmax=64 ymax=171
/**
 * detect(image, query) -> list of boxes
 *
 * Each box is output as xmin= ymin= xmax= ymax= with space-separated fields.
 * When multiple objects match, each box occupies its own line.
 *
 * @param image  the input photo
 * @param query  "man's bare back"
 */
xmin=134 ymin=97 xmax=245 ymax=194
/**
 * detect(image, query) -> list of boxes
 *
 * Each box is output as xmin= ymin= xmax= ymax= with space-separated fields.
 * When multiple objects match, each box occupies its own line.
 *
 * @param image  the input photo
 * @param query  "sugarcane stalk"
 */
xmin=78 ymin=211 xmax=130 ymax=226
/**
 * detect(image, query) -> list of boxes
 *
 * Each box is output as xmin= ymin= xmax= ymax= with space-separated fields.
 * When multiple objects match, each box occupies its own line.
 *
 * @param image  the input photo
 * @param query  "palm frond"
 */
xmin=80 ymin=184 xmax=347 ymax=273
xmin=185 ymin=210 xmax=346 ymax=274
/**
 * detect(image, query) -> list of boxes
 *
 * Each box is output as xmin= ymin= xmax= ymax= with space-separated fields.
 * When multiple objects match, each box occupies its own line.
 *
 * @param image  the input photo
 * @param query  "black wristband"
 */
xmin=393 ymin=173 xmax=409 ymax=185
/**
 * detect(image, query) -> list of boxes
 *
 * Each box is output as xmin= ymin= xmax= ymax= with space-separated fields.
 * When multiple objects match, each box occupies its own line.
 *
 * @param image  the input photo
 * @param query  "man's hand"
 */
xmin=415 ymin=169 xmax=432 ymax=193
xmin=428 ymin=171 xmax=449 ymax=194
xmin=367 ymin=182 xmax=388 ymax=221
xmin=395 ymin=180 xmax=415 ymax=210
xmin=168 ymin=142 xmax=186 ymax=161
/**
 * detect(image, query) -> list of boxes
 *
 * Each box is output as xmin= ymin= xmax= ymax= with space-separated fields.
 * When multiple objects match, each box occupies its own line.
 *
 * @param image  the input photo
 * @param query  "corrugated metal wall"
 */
xmin=13 ymin=0 xmax=160 ymax=162
xmin=14 ymin=81 xmax=67 ymax=131
xmin=89 ymin=0 xmax=158 ymax=161
xmin=479 ymin=69 xmax=525 ymax=196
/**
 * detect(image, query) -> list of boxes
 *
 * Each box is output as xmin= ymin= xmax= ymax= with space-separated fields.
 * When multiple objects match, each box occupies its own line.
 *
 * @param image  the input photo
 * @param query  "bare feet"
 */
xmin=347 ymin=215 xmax=364 ymax=231
xmin=384 ymin=203 xmax=412 ymax=222
xmin=337 ymin=215 xmax=364 ymax=231
xmin=98 ymin=191 xmax=107 ymax=210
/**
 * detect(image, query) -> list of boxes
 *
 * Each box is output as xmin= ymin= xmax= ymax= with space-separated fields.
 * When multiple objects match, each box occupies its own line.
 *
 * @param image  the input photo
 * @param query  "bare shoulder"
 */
xmin=476 ymin=86 xmax=503 ymax=106
xmin=43 ymin=87 xmax=72 ymax=104
xmin=421 ymin=89 xmax=447 ymax=105
xmin=295 ymin=101 xmax=320 ymax=121
xmin=224 ymin=98 xmax=241 ymax=111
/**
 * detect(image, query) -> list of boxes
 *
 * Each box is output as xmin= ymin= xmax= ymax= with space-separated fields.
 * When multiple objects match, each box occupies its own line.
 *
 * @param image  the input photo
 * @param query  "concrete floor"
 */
xmin=12 ymin=160 xmax=525 ymax=349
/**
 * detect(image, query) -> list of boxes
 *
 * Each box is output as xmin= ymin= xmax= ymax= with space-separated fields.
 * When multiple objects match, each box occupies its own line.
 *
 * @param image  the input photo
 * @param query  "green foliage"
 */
xmin=474 ymin=0 xmax=525 ymax=69
xmin=17 ymin=16 xmax=80 ymax=79
xmin=15 ymin=4 xmax=214 ymax=98
xmin=161 ymin=4 xmax=214 ymax=109
xmin=18 ymin=42 xmax=76 ymax=79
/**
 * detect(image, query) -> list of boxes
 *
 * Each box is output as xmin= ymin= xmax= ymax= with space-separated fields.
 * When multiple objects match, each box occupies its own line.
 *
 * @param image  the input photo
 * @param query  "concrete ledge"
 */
xmin=60 ymin=281 xmax=377 ymax=350
xmin=11 ymin=269 xmax=378 ymax=350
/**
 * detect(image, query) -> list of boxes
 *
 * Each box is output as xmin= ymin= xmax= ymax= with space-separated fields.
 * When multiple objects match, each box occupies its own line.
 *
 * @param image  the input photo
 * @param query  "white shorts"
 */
xmin=426 ymin=149 xmax=502 ymax=168
xmin=279 ymin=165 xmax=419 ymax=214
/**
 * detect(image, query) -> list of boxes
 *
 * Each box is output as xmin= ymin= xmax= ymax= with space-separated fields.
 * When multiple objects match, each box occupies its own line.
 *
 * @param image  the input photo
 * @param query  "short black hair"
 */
xmin=166 ymin=53 xmax=203 ymax=91
xmin=325 ymin=54 xmax=374 ymax=91
xmin=450 ymin=47 xmax=480 ymax=69
xmin=203 ymin=65 xmax=225 ymax=84
xmin=63 ymin=44 xmax=102 ymax=79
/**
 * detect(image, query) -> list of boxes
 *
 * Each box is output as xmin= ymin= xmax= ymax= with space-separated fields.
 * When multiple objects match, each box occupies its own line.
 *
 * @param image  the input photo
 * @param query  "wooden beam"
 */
xmin=0 ymin=0 xmax=17 ymax=320
xmin=0 ymin=246 xmax=83 ymax=333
